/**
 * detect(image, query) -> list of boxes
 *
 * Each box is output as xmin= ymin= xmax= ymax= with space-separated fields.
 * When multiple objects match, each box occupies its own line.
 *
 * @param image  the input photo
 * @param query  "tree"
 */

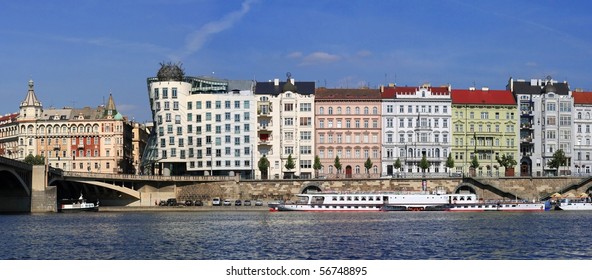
xmin=258 ymin=155 xmax=269 ymax=179
xmin=548 ymin=149 xmax=567 ymax=175
xmin=445 ymin=153 xmax=455 ymax=174
xmin=393 ymin=158 xmax=402 ymax=172
xmin=419 ymin=155 xmax=430 ymax=174
xmin=497 ymin=154 xmax=517 ymax=176
xmin=313 ymin=155 xmax=323 ymax=178
xmin=284 ymin=154 xmax=296 ymax=178
xmin=334 ymin=156 xmax=342 ymax=178
xmin=364 ymin=157 xmax=373 ymax=178
xmin=24 ymin=154 xmax=45 ymax=165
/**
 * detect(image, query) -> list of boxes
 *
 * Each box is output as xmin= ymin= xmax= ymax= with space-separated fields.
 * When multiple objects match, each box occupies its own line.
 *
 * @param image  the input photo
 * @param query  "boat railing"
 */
xmin=306 ymin=190 xmax=439 ymax=196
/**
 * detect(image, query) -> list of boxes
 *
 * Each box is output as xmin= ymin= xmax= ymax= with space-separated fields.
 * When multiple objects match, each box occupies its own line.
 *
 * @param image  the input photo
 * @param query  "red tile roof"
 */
xmin=0 ymin=113 xmax=18 ymax=123
xmin=451 ymin=89 xmax=515 ymax=105
xmin=573 ymin=91 xmax=592 ymax=105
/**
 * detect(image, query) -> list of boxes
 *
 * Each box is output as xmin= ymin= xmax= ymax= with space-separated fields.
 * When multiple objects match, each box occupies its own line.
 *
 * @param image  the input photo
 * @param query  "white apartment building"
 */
xmin=254 ymin=75 xmax=315 ymax=179
xmin=509 ymin=77 xmax=573 ymax=176
xmin=146 ymin=63 xmax=256 ymax=178
xmin=381 ymin=84 xmax=452 ymax=176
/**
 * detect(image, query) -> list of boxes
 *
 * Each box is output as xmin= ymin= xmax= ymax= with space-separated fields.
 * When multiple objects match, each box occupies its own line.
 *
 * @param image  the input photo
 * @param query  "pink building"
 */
xmin=315 ymin=88 xmax=382 ymax=178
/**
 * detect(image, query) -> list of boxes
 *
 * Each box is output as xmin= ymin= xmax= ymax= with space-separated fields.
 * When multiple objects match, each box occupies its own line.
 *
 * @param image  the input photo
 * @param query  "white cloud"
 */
xmin=299 ymin=51 xmax=342 ymax=65
xmin=177 ymin=0 xmax=257 ymax=59
xmin=287 ymin=51 xmax=303 ymax=58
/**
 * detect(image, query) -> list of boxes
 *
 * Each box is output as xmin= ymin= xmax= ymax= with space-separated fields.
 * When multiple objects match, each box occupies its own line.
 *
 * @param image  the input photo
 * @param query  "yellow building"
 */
xmin=451 ymin=88 xmax=519 ymax=177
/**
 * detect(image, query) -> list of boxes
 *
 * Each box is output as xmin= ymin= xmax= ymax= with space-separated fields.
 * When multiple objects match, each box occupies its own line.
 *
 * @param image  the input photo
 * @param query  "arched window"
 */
xmin=355 ymin=165 xmax=360 ymax=174
xmin=337 ymin=107 xmax=342 ymax=114
xmin=373 ymin=166 xmax=378 ymax=174
xmin=578 ymin=112 xmax=582 ymax=119
xmin=319 ymin=107 xmax=324 ymax=114
xmin=328 ymin=107 xmax=333 ymax=115
xmin=373 ymin=107 xmax=378 ymax=114
xmin=355 ymin=107 xmax=360 ymax=114
xmin=364 ymin=107 xmax=369 ymax=114
xmin=346 ymin=107 xmax=351 ymax=114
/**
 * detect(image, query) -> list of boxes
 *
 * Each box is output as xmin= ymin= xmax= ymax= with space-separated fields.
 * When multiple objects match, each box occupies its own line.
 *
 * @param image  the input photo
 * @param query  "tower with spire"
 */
xmin=19 ymin=80 xmax=43 ymax=121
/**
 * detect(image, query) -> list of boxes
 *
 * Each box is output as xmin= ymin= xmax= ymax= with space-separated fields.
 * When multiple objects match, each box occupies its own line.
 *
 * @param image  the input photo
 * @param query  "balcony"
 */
xmin=53 ymin=144 xmax=61 ymax=151
xmin=258 ymin=122 xmax=273 ymax=131
xmin=77 ymin=144 xmax=85 ymax=150
xmin=520 ymin=123 xmax=533 ymax=130
xmin=521 ymin=137 xmax=533 ymax=143
xmin=258 ymin=137 xmax=273 ymax=145
xmin=521 ymin=110 xmax=534 ymax=116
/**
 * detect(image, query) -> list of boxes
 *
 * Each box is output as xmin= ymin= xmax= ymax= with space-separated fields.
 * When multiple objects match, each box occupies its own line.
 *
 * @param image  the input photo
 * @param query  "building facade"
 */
xmin=381 ymin=84 xmax=452 ymax=176
xmin=0 ymin=113 xmax=19 ymax=159
xmin=315 ymin=88 xmax=382 ymax=179
xmin=255 ymin=75 xmax=315 ymax=179
xmin=145 ymin=63 xmax=256 ymax=178
xmin=16 ymin=80 xmax=133 ymax=173
xmin=573 ymin=90 xmax=592 ymax=175
xmin=451 ymin=87 xmax=519 ymax=176
xmin=508 ymin=77 xmax=573 ymax=176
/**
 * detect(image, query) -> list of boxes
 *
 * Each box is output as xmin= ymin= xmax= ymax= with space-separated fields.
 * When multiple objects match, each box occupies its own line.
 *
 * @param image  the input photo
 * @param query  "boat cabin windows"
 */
xmin=312 ymin=196 xmax=325 ymax=204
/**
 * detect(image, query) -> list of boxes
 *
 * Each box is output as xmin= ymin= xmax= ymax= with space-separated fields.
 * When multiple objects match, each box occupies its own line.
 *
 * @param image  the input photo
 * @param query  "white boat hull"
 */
xmin=446 ymin=202 xmax=546 ymax=212
xmin=554 ymin=198 xmax=592 ymax=210
xmin=556 ymin=202 xmax=592 ymax=210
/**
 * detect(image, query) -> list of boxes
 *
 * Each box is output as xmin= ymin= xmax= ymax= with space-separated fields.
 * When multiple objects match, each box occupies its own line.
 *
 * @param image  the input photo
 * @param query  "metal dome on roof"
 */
xmin=157 ymin=62 xmax=185 ymax=81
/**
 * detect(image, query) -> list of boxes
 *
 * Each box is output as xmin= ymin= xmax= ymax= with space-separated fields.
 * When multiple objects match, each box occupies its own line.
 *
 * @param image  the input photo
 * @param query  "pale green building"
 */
xmin=451 ymin=88 xmax=519 ymax=177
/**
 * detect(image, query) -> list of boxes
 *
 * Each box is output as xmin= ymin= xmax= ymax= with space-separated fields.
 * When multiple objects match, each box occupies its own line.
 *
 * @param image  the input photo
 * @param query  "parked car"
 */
xmin=166 ymin=198 xmax=178 ymax=206
xmin=212 ymin=197 xmax=221 ymax=206
xmin=194 ymin=200 xmax=203 ymax=206
xmin=255 ymin=200 xmax=263 ymax=206
xmin=223 ymin=199 xmax=232 ymax=206
xmin=158 ymin=200 xmax=167 ymax=206
xmin=184 ymin=200 xmax=193 ymax=206
xmin=234 ymin=199 xmax=242 ymax=206
xmin=243 ymin=200 xmax=251 ymax=206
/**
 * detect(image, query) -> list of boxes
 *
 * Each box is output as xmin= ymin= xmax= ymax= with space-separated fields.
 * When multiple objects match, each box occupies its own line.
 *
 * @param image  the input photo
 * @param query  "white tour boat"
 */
xmin=58 ymin=194 xmax=99 ymax=213
xmin=268 ymin=189 xmax=478 ymax=212
xmin=555 ymin=198 xmax=592 ymax=210
xmin=445 ymin=201 xmax=547 ymax=212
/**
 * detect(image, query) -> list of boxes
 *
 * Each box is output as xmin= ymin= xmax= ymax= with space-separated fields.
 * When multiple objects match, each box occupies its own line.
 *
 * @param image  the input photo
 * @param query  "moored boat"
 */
xmin=555 ymin=198 xmax=592 ymax=210
xmin=269 ymin=189 xmax=478 ymax=212
xmin=445 ymin=201 xmax=547 ymax=212
xmin=58 ymin=194 xmax=99 ymax=213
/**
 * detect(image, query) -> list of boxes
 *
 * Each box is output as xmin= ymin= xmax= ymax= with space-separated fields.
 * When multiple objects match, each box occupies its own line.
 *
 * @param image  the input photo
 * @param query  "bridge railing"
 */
xmin=62 ymin=171 xmax=238 ymax=182
xmin=0 ymin=156 xmax=32 ymax=171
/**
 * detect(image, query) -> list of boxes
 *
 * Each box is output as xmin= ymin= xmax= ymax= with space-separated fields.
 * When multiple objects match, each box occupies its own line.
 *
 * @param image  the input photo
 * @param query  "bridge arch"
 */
xmin=0 ymin=167 xmax=30 ymax=196
xmin=300 ymin=182 xmax=322 ymax=194
xmin=454 ymin=183 xmax=477 ymax=195
xmin=61 ymin=179 xmax=141 ymax=199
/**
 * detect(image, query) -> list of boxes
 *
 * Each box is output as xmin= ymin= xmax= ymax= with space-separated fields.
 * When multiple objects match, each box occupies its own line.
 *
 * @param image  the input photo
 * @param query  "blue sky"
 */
xmin=1 ymin=0 xmax=592 ymax=122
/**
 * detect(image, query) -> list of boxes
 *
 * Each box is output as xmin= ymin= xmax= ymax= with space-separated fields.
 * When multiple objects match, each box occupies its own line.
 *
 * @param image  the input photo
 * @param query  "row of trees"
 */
xmin=256 ymin=149 xmax=569 ymax=178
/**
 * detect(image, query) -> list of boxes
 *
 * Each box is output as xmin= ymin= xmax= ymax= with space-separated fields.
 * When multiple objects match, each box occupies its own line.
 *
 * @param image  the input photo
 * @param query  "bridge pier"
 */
xmin=30 ymin=166 xmax=57 ymax=213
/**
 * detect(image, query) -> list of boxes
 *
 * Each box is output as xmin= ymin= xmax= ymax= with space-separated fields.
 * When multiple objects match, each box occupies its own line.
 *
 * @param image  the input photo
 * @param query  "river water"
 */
xmin=1 ymin=210 xmax=591 ymax=260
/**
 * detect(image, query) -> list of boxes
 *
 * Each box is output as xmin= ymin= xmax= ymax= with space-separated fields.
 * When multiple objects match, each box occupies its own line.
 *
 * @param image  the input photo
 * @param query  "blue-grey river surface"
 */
xmin=1 ymin=210 xmax=592 ymax=260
